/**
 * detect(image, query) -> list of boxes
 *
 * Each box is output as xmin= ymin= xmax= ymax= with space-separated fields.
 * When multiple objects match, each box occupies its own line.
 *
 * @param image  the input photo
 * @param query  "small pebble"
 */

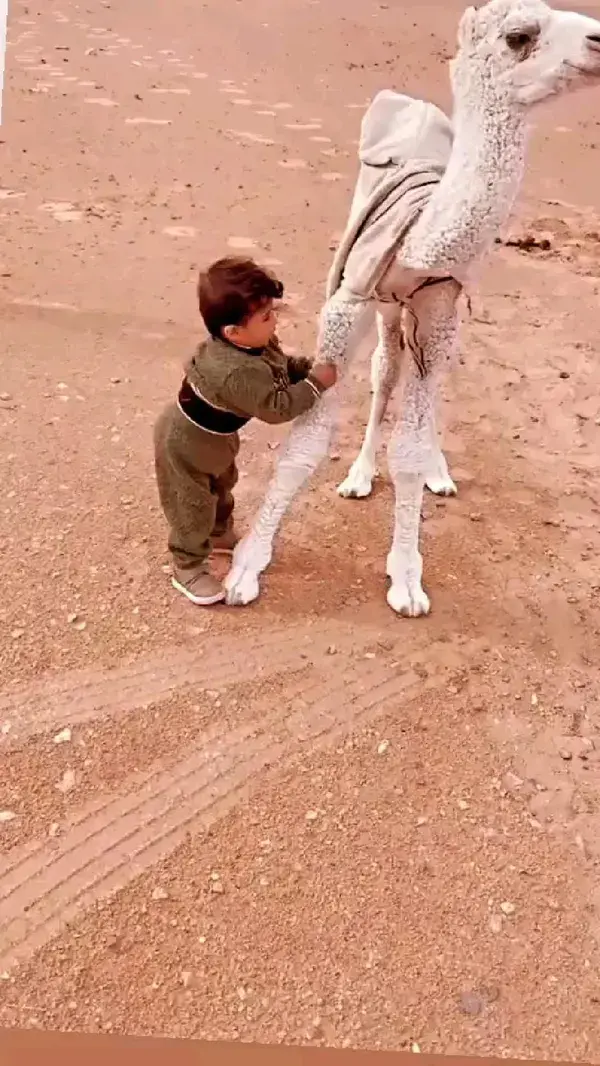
xmin=151 ymin=886 xmax=169 ymax=901
xmin=0 ymin=811 xmax=16 ymax=823
xmin=489 ymin=913 xmax=503 ymax=934
xmin=53 ymin=727 xmax=72 ymax=744
xmin=377 ymin=740 xmax=389 ymax=755
xmin=56 ymin=769 xmax=76 ymax=794
xmin=500 ymin=901 xmax=515 ymax=916
xmin=305 ymin=810 xmax=319 ymax=822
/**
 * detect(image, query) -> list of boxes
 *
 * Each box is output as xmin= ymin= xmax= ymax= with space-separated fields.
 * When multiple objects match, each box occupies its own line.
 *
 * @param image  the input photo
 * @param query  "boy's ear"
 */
xmin=222 ymin=325 xmax=235 ymax=342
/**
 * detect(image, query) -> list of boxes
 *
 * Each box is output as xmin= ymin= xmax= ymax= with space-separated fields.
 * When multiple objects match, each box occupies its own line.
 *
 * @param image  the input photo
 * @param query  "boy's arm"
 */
xmin=287 ymin=355 xmax=313 ymax=384
xmin=268 ymin=336 xmax=312 ymax=384
xmin=221 ymin=362 xmax=325 ymax=426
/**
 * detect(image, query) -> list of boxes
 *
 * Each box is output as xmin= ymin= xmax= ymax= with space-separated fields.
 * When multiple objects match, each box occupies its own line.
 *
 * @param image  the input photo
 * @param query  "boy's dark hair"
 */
xmin=197 ymin=256 xmax=284 ymax=337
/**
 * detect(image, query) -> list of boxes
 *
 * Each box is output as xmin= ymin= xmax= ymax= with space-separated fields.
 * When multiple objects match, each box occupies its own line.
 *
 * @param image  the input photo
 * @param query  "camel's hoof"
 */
xmin=337 ymin=461 xmax=375 ymax=499
xmin=425 ymin=473 xmax=457 ymax=497
xmin=386 ymin=581 xmax=431 ymax=617
xmin=224 ymin=566 xmax=260 ymax=606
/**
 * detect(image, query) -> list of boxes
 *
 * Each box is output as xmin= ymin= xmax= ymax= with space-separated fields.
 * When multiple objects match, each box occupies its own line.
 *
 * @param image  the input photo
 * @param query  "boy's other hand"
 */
xmin=310 ymin=363 xmax=338 ymax=390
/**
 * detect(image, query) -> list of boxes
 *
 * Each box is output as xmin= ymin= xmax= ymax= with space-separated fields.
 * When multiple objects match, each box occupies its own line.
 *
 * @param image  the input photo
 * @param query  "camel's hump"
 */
xmin=359 ymin=89 xmax=453 ymax=169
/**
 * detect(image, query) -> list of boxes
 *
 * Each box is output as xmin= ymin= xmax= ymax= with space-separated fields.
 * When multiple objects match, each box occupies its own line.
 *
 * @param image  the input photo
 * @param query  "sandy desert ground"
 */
xmin=1 ymin=0 xmax=600 ymax=1057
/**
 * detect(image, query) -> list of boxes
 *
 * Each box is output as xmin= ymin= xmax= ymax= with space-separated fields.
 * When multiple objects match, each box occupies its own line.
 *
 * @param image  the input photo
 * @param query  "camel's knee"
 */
xmin=387 ymin=430 xmax=433 ymax=478
xmin=318 ymin=293 xmax=373 ymax=366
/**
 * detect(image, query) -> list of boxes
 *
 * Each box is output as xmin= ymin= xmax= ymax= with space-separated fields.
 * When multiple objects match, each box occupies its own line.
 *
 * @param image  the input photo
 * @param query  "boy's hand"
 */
xmin=310 ymin=363 xmax=338 ymax=390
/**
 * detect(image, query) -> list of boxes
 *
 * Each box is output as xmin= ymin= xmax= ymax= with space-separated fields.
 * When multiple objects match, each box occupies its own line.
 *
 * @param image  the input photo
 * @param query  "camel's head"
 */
xmin=455 ymin=0 xmax=600 ymax=106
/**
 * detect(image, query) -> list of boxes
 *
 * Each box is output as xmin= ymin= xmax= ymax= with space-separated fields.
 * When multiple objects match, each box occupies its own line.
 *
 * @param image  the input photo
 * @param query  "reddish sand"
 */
xmin=2 ymin=0 xmax=600 ymax=1057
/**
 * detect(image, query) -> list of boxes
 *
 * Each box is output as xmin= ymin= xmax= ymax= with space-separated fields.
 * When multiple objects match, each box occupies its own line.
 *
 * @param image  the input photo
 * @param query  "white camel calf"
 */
xmin=225 ymin=0 xmax=600 ymax=616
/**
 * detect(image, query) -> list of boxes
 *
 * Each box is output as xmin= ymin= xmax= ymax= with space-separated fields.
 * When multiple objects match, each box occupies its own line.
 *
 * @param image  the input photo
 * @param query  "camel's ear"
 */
xmin=457 ymin=6 xmax=478 ymax=48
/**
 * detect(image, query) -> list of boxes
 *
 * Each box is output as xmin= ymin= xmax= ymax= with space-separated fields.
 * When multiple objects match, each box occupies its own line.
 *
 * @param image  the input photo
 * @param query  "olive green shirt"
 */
xmin=185 ymin=336 xmax=321 ymax=426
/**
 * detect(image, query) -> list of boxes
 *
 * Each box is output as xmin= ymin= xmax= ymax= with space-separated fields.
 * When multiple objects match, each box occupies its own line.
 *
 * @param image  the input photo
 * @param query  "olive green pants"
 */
xmin=154 ymin=403 xmax=240 ymax=581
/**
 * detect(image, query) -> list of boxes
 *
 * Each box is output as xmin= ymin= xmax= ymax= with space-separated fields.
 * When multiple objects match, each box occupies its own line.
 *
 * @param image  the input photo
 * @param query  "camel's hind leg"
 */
xmin=424 ymin=410 xmax=457 ymax=498
xmin=337 ymin=307 xmax=404 ymax=499
xmin=386 ymin=279 xmax=460 ymax=617
xmin=337 ymin=305 xmax=457 ymax=501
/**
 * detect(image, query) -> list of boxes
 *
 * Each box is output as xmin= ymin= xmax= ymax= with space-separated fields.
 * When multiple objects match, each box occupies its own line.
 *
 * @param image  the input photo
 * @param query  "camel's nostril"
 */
xmin=586 ymin=33 xmax=600 ymax=44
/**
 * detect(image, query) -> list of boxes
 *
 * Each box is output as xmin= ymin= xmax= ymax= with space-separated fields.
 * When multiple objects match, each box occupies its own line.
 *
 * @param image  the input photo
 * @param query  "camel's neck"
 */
xmin=403 ymin=71 xmax=528 ymax=276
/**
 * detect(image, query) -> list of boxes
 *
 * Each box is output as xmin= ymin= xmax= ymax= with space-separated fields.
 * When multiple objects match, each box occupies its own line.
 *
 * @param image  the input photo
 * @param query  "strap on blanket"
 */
xmin=402 ymin=276 xmax=470 ymax=379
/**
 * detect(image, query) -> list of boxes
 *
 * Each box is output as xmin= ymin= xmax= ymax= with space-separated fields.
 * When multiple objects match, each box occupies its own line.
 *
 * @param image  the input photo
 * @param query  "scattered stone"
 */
xmin=559 ymin=748 xmax=572 ymax=761
xmin=10 ymin=629 xmax=24 ymax=640
xmin=305 ymin=810 xmax=319 ymax=822
xmin=53 ymin=727 xmax=72 ymax=744
xmin=457 ymin=799 xmax=469 ymax=810
xmin=56 ymin=769 xmax=76 ymax=794
xmin=0 ymin=392 xmax=11 ymax=401
xmin=48 ymin=822 xmax=60 ymax=838
xmin=210 ymin=880 xmax=225 ymax=895
xmin=0 ymin=811 xmax=16 ymax=823
xmin=489 ymin=913 xmax=503 ymax=934
xmin=411 ymin=1044 xmax=421 ymax=1054
xmin=151 ymin=886 xmax=169 ymax=901
xmin=500 ymin=901 xmax=515 ymax=916
xmin=502 ymin=771 xmax=523 ymax=791
xmin=377 ymin=740 xmax=389 ymax=755
xmin=459 ymin=991 xmax=484 ymax=1016
xmin=180 ymin=971 xmax=192 ymax=988
xmin=416 ymin=816 xmax=428 ymax=827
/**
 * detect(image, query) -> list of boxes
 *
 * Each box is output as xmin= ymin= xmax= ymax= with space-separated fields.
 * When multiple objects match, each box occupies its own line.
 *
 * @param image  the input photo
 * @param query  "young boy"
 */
xmin=154 ymin=256 xmax=337 ymax=605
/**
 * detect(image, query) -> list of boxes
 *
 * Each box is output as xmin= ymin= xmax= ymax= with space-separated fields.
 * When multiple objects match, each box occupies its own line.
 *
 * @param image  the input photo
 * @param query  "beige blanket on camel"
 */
xmin=326 ymin=90 xmax=454 ymax=302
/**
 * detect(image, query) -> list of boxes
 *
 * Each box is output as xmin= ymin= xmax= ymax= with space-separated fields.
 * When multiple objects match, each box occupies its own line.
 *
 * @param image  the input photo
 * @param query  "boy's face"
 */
xmin=224 ymin=299 xmax=277 ymax=349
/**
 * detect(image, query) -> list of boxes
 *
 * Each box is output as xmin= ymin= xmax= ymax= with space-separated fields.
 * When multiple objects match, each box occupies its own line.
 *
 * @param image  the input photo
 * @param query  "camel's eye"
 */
xmin=505 ymin=26 xmax=539 ymax=51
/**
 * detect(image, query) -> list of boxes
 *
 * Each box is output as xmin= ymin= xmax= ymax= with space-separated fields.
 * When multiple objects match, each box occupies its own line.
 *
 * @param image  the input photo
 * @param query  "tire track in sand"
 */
xmin=0 ymin=636 xmax=482 ymax=971
xmin=0 ymin=621 xmax=381 ymax=743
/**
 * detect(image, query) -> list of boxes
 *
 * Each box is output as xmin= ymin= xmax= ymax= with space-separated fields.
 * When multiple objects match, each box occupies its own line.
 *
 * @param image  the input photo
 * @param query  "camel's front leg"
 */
xmin=224 ymin=296 xmax=370 ymax=606
xmin=337 ymin=309 xmax=403 ymax=499
xmin=386 ymin=281 xmax=460 ymax=617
